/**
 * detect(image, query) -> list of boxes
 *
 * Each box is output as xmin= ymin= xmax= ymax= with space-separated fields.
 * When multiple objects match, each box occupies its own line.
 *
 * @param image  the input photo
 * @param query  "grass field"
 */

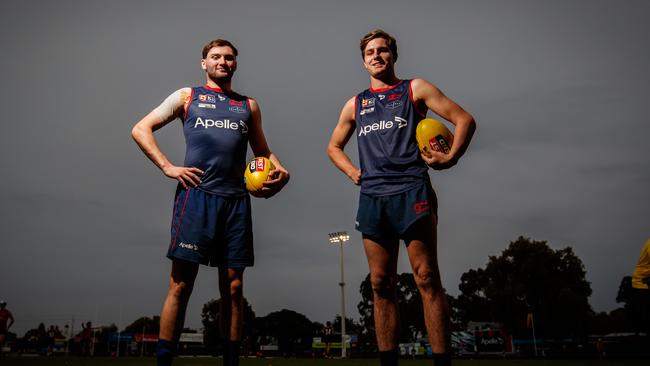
xmin=0 ymin=358 xmax=648 ymax=366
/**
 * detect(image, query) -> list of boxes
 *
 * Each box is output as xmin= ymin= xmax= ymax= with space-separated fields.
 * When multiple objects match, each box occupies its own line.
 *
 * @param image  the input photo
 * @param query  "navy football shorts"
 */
xmin=355 ymin=183 xmax=437 ymax=239
xmin=168 ymin=187 xmax=254 ymax=268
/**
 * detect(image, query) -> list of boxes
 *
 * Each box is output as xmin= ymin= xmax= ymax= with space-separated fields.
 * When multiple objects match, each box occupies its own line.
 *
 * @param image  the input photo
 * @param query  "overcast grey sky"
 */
xmin=1 ymin=0 xmax=648 ymax=334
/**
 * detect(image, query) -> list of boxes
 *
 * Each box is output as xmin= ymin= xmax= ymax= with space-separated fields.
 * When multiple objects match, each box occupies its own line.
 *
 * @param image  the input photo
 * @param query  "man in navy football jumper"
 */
xmin=327 ymin=30 xmax=476 ymax=366
xmin=132 ymin=39 xmax=289 ymax=366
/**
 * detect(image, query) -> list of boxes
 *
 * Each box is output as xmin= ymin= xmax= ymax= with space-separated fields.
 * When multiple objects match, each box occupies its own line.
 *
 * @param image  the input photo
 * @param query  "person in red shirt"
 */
xmin=81 ymin=321 xmax=93 ymax=357
xmin=0 ymin=301 xmax=15 ymax=354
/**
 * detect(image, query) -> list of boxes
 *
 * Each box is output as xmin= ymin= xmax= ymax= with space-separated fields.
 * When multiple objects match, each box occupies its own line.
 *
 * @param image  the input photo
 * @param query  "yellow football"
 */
xmin=415 ymin=118 xmax=453 ymax=154
xmin=244 ymin=157 xmax=275 ymax=197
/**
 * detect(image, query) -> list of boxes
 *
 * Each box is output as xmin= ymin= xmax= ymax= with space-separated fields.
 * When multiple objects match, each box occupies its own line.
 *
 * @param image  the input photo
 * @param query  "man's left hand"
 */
xmin=420 ymin=147 xmax=457 ymax=170
xmin=259 ymin=168 xmax=290 ymax=198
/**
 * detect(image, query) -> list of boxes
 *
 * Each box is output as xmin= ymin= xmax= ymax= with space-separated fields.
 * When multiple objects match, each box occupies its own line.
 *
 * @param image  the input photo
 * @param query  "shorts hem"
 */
xmin=167 ymin=253 xmax=205 ymax=265
xmin=398 ymin=211 xmax=435 ymax=238
xmin=355 ymin=226 xmax=399 ymax=240
xmin=219 ymin=262 xmax=254 ymax=269
xmin=167 ymin=254 xmax=253 ymax=269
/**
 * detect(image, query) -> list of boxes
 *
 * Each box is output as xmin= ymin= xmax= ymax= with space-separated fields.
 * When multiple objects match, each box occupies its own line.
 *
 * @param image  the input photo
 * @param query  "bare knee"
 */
xmin=229 ymin=277 xmax=243 ymax=299
xmin=168 ymin=280 xmax=194 ymax=300
xmin=371 ymin=273 xmax=397 ymax=299
xmin=413 ymin=269 xmax=443 ymax=296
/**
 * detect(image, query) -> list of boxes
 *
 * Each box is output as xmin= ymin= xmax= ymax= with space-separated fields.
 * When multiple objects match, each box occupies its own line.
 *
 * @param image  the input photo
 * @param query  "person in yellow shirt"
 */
xmin=631 ymin=239 xmax=650 ymax=289
xmin=630 ymin=239 xmax=650 ymax=335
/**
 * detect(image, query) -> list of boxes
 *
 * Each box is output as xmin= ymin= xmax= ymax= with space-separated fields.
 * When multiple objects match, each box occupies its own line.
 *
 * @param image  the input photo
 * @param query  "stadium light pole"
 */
xmin=329 ymin=231 xmax=350 ymax=358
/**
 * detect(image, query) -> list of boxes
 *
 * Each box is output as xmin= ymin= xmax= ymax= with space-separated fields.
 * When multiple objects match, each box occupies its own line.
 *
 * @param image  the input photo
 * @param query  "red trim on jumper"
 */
xmin=369 ymin=79 xmax=403 ymax=93
xmin=203 ymin=84 xmax=223 ymax=92
xmin=170 ymin=189 xmax=191 ymax=251
xmin=182 ymin=88 xmax=194 ymax=122
xmin=408 ymin=80 xmax=426 ymax=118
xmin=246 ymin=97 xmax=252 ymax=112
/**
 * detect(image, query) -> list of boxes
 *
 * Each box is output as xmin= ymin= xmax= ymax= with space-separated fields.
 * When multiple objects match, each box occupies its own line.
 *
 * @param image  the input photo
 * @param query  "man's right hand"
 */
xmin=163 ymin=165 xmax=204 ymax=189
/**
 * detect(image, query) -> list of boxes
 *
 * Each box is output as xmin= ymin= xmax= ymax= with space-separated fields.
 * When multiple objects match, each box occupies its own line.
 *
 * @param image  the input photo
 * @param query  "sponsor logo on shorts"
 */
xmin=358 ymin=116 xmax=407 ymax=137
xmin=414 ymin=200 xmax=429 ymax=214
xmin=198 ymin=103 xmax=216 ymax=109
xmin=229 ymin=106 xmax=246 ymax=113
xmin=179 ymin=242 xmax=199 ymax=251
xmin=362 ymin=98 xmax=375 ymax=107
xmin=386 ymin=101 xmax=403 ymax=109
xmin=360 ymin=107 xmax=374 ymax=115
xmin=193 ymin=117 xmax=248 ymax=133
xmin=198 ymin=94 xmax=216 ymax=103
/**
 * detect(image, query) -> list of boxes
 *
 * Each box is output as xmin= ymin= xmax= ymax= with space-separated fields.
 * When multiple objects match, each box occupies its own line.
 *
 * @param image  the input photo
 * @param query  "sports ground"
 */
xmin=0 ymin=358 xmax=648 ymax=366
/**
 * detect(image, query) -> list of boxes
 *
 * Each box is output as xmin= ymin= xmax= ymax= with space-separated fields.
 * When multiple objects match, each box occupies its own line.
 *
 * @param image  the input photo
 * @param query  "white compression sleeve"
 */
xmin=152 ymin=87 xmax=191 ymax=123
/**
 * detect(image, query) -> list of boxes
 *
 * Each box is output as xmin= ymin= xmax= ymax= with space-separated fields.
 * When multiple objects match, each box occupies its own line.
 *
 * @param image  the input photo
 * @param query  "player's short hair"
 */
xmin=202 ymin=39 xmax=239 ymax=58
xmin=360 ymin=29 xmax=398 ymax=61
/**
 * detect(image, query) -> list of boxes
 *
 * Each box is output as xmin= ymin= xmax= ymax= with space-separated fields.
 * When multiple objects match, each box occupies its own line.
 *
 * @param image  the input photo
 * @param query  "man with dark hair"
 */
xmin=202 ymin=39 xmax=239 ymax=59
xmin=328 ymin=29 xmax=476 ymax=366
xmin=132 ymin=38 xmax=289 ymax=366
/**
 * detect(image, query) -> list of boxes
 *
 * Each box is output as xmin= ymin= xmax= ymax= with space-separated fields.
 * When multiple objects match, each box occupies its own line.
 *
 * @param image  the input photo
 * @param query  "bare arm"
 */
xmin=411 ymin=78 xmax=476 ymax=170
xmin=131 ymin=89 xmax=204 ymax=189
xmin=327 ymin=97 xmax=361 ymax=185
xmin=247 ymin=98 xmax=290 ymax=197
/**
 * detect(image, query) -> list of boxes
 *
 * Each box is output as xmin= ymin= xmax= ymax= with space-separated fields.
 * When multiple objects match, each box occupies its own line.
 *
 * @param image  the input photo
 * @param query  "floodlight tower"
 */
xmin=328 ymin=231 xmax=350 ymax=358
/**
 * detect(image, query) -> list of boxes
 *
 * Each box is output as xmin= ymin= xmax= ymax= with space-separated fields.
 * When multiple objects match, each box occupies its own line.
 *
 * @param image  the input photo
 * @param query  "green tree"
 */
xmin=456 ymin=236 xmax=593 ymax=338
xmin=124 ymin=316 xmax=160 ymax=335
xmin=616 ymin=275 xmax=650 ymax=335
xmin=254 ymin=309 xmax=317 ymax=355
xmin=588 ymin=308 xmax=627 ymax=334
xmin=616 ymin=276 xmax=633 ymax=304
xmin=331 ymin=315 xmax=362 ymax=337
xmin=359 ymin=272 xmax=450 ymax=342
xmin=201 ymin=298 xmax=255 ymax=354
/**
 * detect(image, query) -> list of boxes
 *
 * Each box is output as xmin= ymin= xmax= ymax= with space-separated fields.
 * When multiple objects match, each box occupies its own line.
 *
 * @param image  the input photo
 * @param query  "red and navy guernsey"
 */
xmin=182 ymin=85 xmax=251 ymax=197
xmin=354 ymin=79 xmax=429 ymax=196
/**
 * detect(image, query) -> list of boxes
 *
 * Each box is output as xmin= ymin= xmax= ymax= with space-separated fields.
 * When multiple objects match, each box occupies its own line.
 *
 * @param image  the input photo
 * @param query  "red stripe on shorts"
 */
xmin=170 ymin=189 xmax=191 ymax=250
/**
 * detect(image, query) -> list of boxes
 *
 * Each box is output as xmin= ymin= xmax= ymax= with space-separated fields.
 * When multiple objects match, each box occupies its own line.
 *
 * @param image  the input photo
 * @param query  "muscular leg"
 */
xmin=363 ymin=235 xmax=400 ymax=352
xmin=218 ymin=268 xmax=245 ymax=341
xmin=157 ymin=259 xmax=199 ymax=366
xmin=219 ymin=268 xmax=244 ymax=366
xmin=159 ymin=259 xmax=200 ymax=342
xmin=404 ymin=214 xmax=450 ymax=355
